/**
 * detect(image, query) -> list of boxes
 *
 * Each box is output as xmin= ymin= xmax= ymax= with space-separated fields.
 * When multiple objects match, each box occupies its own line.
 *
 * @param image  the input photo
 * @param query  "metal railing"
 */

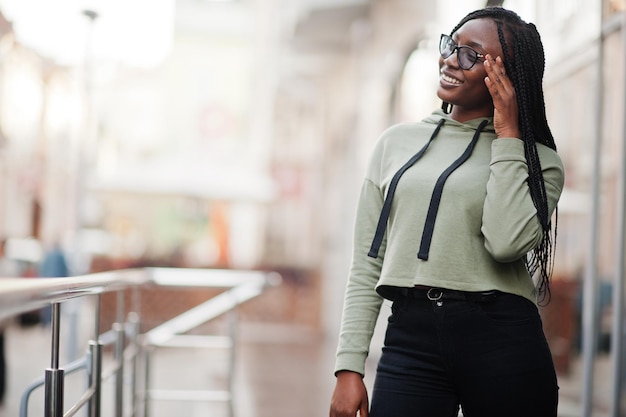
xmin=0 ymin=267 xmax=281 ymax=417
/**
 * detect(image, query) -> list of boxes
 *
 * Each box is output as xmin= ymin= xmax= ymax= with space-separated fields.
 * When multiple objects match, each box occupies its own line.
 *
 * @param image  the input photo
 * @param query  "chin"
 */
xmin=436 ymin=88 xmax=456 ymax=107
xmin=436 ymin=86 xmax=446 ymax=102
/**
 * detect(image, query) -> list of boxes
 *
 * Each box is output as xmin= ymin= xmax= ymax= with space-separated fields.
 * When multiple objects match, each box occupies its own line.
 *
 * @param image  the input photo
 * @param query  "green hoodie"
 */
xmin=335 ymin=109 xmax=564 ymax=376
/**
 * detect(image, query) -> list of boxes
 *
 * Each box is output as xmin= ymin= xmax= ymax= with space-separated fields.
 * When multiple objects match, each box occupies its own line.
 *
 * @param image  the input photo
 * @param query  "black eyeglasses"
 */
xmin=439 ymin=34 xmax=485 ymax=70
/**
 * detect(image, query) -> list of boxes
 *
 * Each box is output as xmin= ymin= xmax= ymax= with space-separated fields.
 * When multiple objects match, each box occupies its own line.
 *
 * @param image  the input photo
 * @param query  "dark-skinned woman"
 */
xmin=330 ymin=7 xmax=563 ymax=417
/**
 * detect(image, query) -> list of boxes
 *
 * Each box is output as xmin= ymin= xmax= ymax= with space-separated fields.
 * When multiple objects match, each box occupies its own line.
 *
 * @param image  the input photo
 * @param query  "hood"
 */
xmin=423 ymin=109 xmax=496 ymax=134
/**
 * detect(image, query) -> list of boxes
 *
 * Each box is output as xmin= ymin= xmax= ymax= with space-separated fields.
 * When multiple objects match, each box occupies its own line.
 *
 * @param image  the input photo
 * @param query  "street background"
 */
xmin=0 ymin=0 xmax=623 ymax=415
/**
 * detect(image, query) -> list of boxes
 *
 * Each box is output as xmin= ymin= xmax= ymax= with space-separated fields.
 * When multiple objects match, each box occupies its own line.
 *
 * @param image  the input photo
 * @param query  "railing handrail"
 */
xmin=5 ymin=267 xmax=281 ymax=417
xmin=0 ymin=267 xmax=281 ymax=321
xmin=0 ymin=269 xmax=149 ymax=321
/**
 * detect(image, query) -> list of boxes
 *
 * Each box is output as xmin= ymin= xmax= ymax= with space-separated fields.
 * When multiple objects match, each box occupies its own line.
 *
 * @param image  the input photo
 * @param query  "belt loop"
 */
xmin=398 ymin=287 xmax=409 ymax=298
xmin=478 ymin=290 xmax=499 ymax=302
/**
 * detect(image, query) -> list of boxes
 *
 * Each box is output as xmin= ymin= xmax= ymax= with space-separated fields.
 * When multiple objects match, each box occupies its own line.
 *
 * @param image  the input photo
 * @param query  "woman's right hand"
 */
xmin=329 ymin=371 xmax=369 ymax=417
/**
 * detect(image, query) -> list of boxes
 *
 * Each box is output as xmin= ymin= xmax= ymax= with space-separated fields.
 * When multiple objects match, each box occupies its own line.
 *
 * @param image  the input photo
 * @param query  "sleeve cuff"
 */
xmin=490 ymin=137 xmax=526 ymax=164
xmin=334 ymin=351 xmax=368 ymax=377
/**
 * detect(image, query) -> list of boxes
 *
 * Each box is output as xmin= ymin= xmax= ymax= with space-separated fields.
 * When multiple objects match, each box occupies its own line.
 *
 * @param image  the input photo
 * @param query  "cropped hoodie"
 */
xmin=335 ymin=109 xmax=565 ymax=376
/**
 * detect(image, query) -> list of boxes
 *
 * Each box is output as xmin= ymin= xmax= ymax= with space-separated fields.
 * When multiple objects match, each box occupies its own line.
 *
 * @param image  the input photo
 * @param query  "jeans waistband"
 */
xmin=397 ymin=286 xmax=500 ymax=303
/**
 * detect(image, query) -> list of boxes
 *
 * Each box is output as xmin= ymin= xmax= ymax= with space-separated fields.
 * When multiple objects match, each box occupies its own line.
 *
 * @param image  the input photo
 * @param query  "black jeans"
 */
xmin=369 ymin=290 xmax=558 ymax=417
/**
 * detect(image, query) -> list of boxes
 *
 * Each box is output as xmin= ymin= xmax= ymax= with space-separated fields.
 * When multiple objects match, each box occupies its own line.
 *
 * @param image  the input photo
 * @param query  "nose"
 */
xmin=442 ymin=48 xmax=460 ymax=68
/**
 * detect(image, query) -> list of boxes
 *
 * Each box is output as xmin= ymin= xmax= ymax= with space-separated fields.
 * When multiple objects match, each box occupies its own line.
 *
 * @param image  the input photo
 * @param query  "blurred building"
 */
xmin=0 ymin=13 xmax=81 ymax=269
xmin=0 ymin=0 xmax=624 ymax=395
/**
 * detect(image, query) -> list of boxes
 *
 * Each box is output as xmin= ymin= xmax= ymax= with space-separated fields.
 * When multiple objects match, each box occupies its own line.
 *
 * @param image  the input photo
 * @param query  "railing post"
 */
xmin=113 ymin=289 xmax=126 ymax=417
xmin=88 ymin=294 xmax=103 ymax=417
xmin=127 ymin=312 xmax=141 ymax=417
xmin=87 ymin=340 xmax=103 ymax=417
xmin=227 ymin=308 xmax=238 ymax=417
xmin=44 ymin=303 xmax=64 ymax=417
xmin=44 ymin=369 xmax=64 ymax=417
xmin=141 ymin=347 xmax=153 ymax=417
xmin=113 ymin=322 xmax=125 ymax=417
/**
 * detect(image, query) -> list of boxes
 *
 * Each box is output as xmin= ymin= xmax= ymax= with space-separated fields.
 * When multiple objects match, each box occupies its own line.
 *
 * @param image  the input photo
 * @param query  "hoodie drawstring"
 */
xmin=368 ymin=118 xmax=489 ymax=260
xmin=417 ymin=119 xmax=488 ymax=260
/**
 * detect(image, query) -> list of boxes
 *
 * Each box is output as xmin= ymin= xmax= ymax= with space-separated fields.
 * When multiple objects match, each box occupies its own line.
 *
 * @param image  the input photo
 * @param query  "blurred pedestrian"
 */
xmin=329 ymin=7 xmax=564 ymax=417
xmin=38 ymin=243 xmax=69 ymax=326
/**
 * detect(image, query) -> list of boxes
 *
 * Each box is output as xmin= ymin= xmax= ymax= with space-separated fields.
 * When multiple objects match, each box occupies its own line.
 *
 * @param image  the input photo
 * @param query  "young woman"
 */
xmin=329 ymin=7 xmax=564 ymax=417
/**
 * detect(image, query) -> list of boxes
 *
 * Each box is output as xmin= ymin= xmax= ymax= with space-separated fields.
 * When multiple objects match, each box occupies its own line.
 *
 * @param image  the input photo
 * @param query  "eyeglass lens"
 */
xmin=439 ymin=35 xmax=479 ymax=70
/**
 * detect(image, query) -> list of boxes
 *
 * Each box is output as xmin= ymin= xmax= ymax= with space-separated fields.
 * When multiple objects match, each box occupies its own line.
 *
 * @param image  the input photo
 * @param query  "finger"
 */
xmin=488 ymin=55 xmax=506 ymax=77
xmin=485 ymin=65 xmax=515 ymax=106
xmin=486 ymin=55 xmax=512 ymax=87
xmin=493 ymin=57 xmax=515 ymax=94
xmin=360 ymin=394 xmax=369 ymax=417
xmin=485 ymin=57 xmax=507 ymax=86
xmin=494 ymin=56 xmax=506 ymax=74
xmin=483 ymin=57 xmax=501 ymax=89
xmin=484 ymin=75 xmax=502 ymax=100
xmin=485 ymin=62 xmax=517 ymax=111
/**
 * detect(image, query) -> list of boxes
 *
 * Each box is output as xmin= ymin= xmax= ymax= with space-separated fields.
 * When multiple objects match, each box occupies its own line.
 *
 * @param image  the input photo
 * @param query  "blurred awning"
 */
xmin=88 ymin=163 xmax=277 ymax=203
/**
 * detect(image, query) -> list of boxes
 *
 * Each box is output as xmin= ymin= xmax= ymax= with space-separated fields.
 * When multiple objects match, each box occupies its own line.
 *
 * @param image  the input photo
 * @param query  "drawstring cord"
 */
xmin=417 ymin=119 xmax=488 ymax=259
xmin=368 ymin=119 xmax=445 ymax=258
xmin=368 ymin=118 xmax=489 ymax=260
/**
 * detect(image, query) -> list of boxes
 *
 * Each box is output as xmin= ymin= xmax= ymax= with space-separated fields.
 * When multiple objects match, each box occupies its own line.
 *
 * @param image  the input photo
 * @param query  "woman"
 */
xmin=329 ymin=7 xmax=564 ymax=417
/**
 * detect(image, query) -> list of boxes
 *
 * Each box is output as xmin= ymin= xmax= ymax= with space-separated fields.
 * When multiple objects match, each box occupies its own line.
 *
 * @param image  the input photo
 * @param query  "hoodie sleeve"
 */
xmin=481 ymin=138 xmax=564 ymax=262
xmin=334 ymin=143 xmax=386 ymax=376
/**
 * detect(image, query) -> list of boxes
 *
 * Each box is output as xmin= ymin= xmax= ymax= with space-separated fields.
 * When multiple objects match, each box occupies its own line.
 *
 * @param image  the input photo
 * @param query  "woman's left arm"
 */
xmin=481 ymin=139 xmax=564 ymax=262
xmin=481 ymin=54 xmax=564 ymax=261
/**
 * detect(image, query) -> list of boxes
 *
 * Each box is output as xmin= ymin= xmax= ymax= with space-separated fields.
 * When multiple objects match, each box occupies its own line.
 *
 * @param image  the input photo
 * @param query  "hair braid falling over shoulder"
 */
xmin=447 ymin=7 xmax=558 ymax=304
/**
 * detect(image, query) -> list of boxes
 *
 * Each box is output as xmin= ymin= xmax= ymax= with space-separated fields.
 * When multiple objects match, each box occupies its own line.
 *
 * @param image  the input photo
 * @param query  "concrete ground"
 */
xmin=0 ymin=317 xmax=617 ymax=417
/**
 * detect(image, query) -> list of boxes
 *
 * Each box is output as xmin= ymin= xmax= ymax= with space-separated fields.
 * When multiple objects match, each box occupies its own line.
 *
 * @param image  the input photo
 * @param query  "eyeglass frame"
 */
xmin=439 ymin=34 xmax=486 ymax=70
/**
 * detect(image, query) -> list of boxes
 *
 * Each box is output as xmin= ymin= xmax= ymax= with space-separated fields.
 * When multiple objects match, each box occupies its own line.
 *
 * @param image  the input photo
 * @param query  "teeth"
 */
xmin=441 ymin=73 xmax=461 ymax=84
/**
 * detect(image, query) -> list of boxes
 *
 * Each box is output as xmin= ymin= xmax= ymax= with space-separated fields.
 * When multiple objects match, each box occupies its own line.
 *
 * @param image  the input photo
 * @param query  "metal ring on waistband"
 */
xmin=427 ymin=288 xmax=443 ymax=301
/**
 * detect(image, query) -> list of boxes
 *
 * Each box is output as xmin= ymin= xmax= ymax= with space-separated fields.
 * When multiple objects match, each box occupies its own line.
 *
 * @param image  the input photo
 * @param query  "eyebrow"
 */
xmin=466 ymin=41 xmax=486 ymax=52
xmin=452 ymin=35 xmax=486 ymax=51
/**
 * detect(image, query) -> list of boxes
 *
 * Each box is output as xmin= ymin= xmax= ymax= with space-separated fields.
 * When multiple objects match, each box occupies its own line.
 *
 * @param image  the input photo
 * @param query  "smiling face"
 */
xmin=437 ymin=18 xmax=505 ymax=122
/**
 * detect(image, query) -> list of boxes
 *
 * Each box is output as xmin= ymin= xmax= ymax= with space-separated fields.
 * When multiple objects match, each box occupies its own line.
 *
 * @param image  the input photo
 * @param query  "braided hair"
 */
xmin=445 ymin=7 xmax=558 ymax=303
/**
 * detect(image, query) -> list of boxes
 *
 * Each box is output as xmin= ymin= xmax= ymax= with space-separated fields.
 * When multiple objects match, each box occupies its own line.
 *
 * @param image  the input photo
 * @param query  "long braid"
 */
xmin=447 ymin=7 xmax=558 ymax=304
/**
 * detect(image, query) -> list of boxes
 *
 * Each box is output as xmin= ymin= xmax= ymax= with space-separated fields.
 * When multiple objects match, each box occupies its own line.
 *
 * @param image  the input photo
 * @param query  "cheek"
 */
xmin=466 ymin=71 xmax=493 ymax=105
xmin=473 ymin=81 xmax=491 ymax=101
xmin=469 ymin=70 xmax=489 ymax=92
xmin=472 ymin=65 xmax=488 ymax=82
